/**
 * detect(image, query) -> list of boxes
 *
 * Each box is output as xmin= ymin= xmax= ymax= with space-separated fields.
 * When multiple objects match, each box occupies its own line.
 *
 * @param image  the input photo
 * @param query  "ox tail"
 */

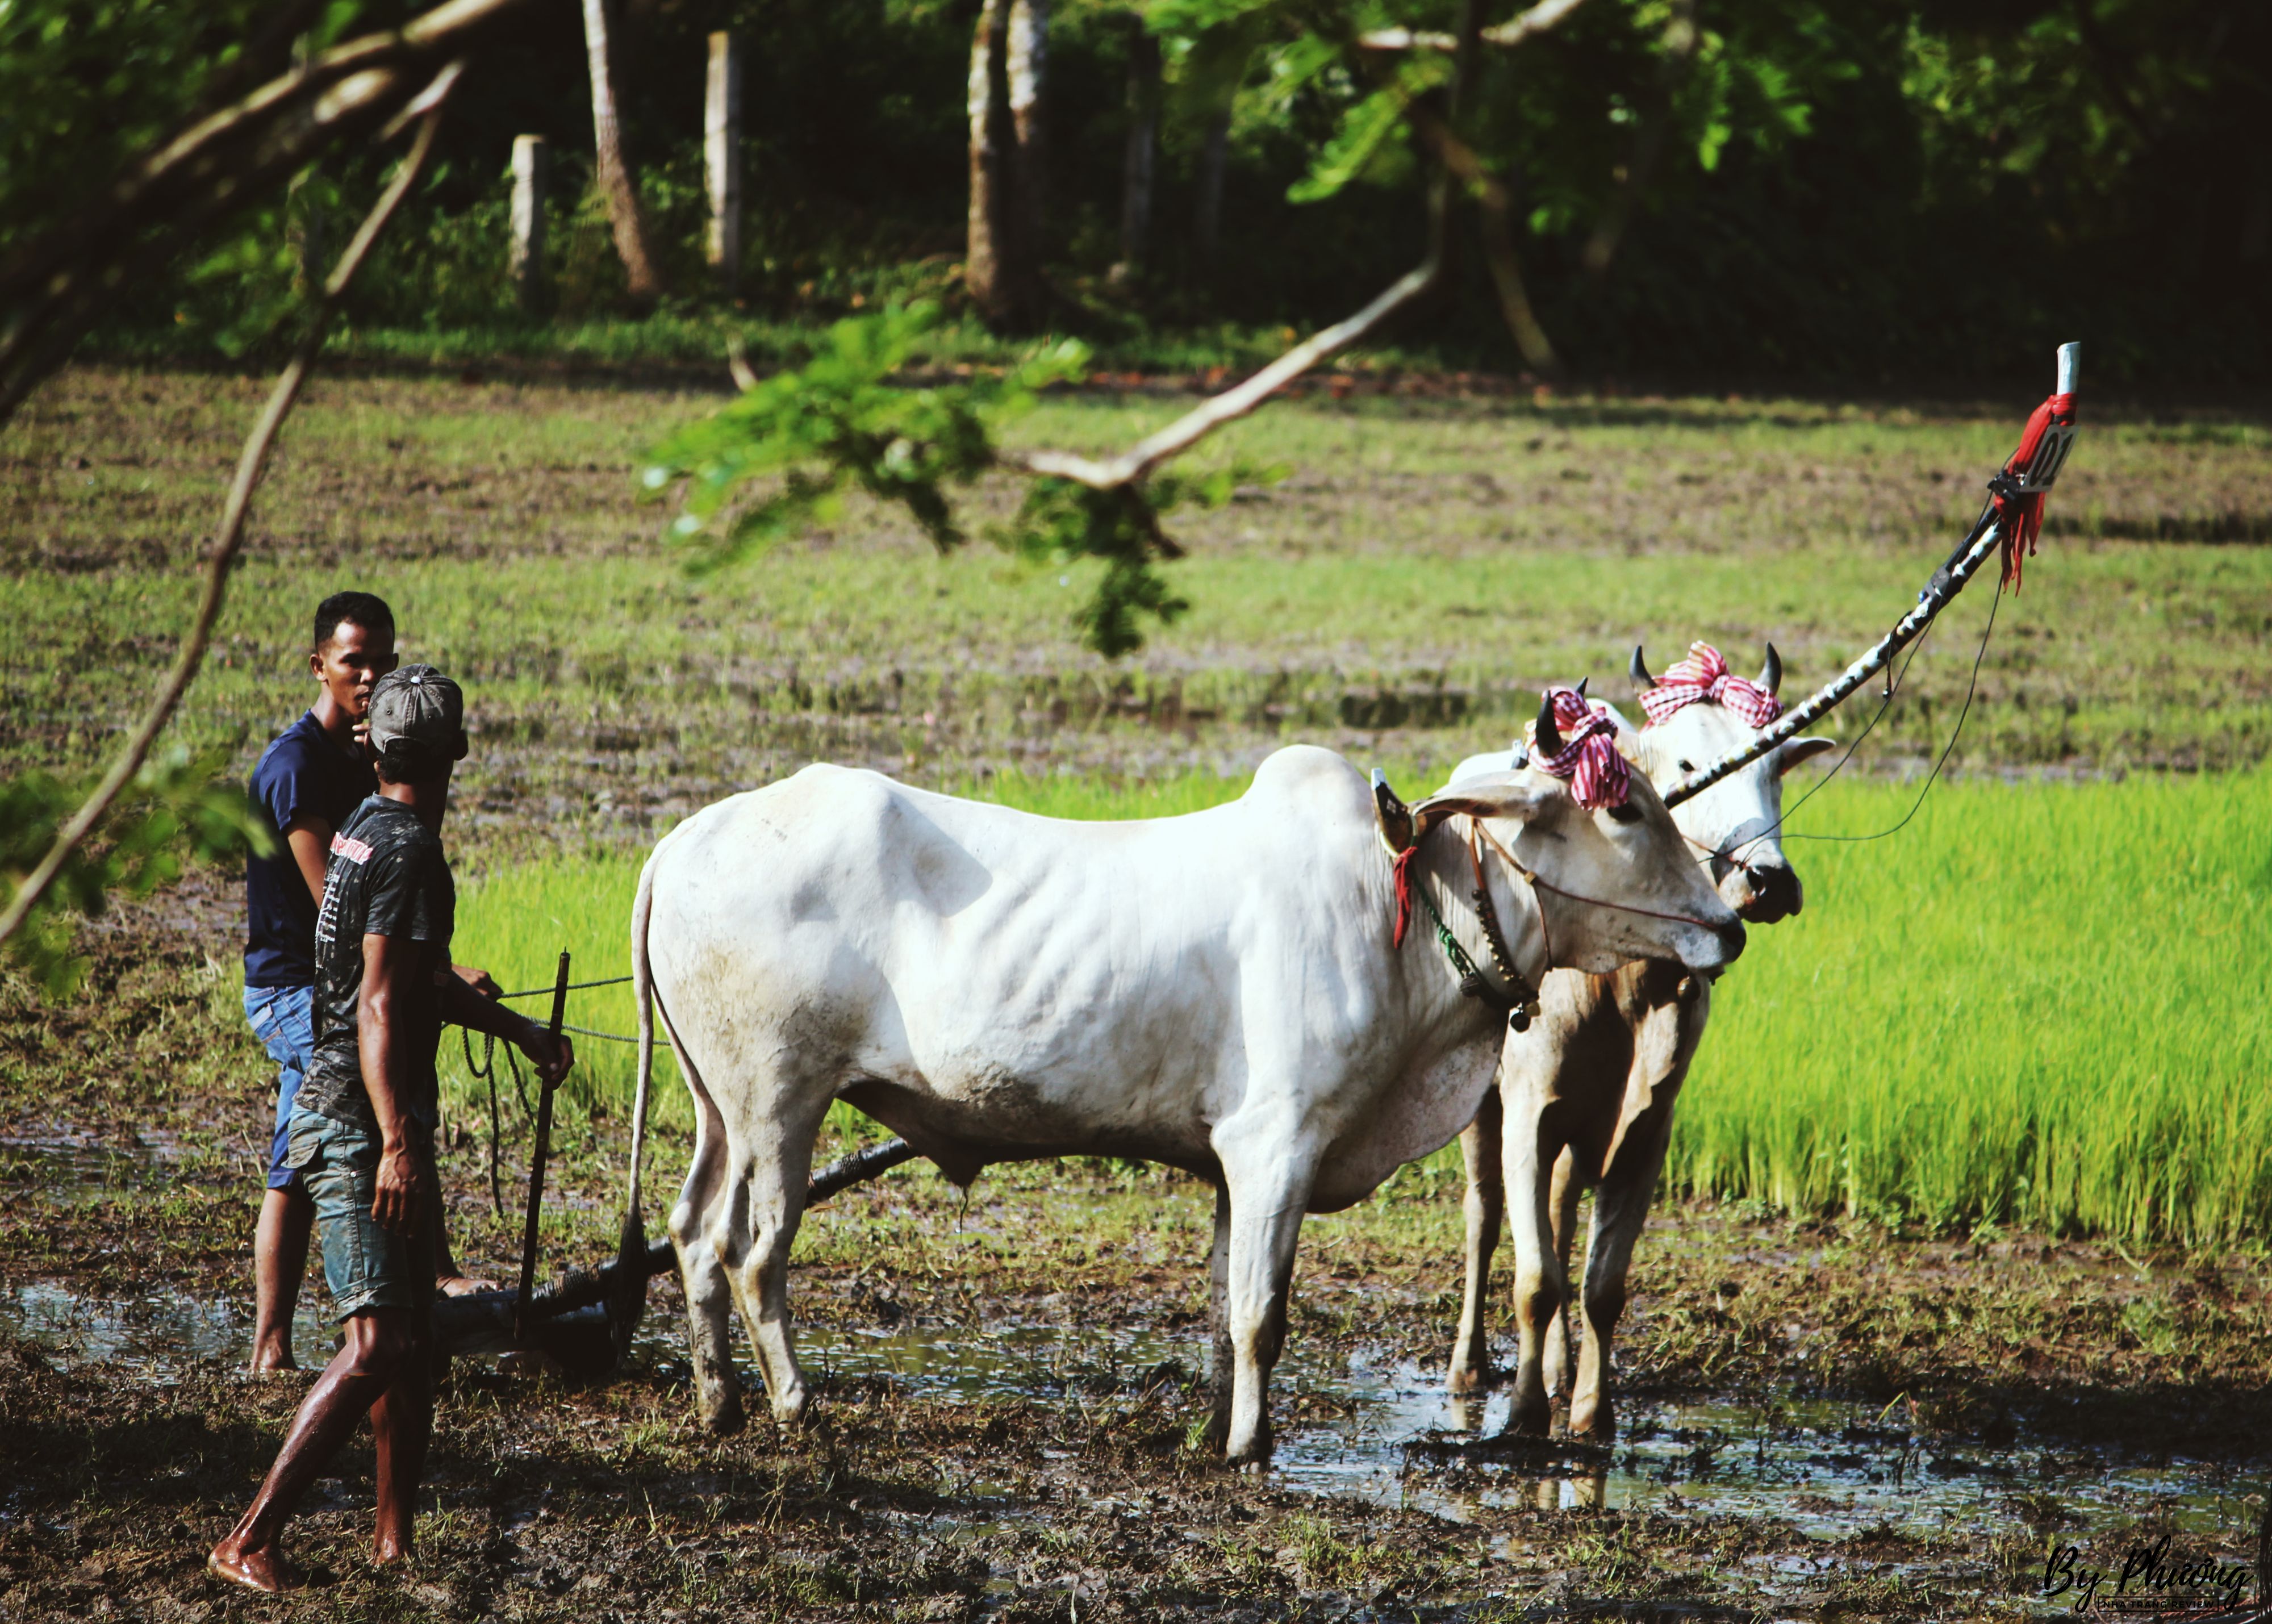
xmin=609 ymin=845 xmax=665 ymax=1361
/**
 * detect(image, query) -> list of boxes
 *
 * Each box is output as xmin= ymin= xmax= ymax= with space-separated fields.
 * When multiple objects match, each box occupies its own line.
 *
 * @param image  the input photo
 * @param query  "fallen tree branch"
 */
xmin=1356 ymin=0 xmax=1593 ymax=52
xmin=0 ymin=74 xmax=459 ymax=957
xmin=1002 ymin=259 xmax=1444 ymax=490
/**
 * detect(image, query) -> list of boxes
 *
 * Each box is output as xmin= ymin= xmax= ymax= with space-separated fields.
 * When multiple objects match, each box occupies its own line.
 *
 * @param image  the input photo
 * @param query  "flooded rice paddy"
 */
xmin=7 ymin=1275 xmax=2259 ymax=1558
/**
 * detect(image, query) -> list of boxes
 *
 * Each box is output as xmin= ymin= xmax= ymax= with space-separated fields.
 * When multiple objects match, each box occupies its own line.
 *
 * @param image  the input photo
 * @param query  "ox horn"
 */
xmin=1534 ymin=691 xmax=1565 ymax=757
xmin=1630 ymin=645 xmax=1653 ymax=691
xmin=1759 ymin=642 xmax=1782 ymax=695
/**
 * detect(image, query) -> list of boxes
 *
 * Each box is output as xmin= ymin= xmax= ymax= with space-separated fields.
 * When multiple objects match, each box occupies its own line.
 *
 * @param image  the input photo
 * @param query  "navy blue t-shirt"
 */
xmin=244 ymin=711 xmax=378 ymax=988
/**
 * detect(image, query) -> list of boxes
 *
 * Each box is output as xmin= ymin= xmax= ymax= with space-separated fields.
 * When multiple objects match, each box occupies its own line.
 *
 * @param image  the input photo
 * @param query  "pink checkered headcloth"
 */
xmin=1640 ymin=642 xmax=1782 ymax=730
xmin=1524 ymin=686 xmax=1630 ymax=811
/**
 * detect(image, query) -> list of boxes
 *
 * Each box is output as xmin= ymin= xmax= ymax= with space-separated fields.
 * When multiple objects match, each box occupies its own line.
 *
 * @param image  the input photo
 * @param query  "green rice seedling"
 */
xmin=1669 ymin=766 xmax=2272 ymax=1247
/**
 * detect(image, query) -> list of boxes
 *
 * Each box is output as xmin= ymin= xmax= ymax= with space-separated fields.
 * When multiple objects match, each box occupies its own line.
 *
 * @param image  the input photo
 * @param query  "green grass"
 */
xmin=1674 ymin=767 xmax=2272 ymax=1247
xmin=443 ymin=763 xmax=2272 ymax=1249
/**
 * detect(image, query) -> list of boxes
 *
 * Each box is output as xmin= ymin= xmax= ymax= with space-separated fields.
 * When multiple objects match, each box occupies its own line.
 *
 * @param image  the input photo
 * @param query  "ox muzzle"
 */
xmin=1709 ymin=816 xmax=1804 ymax=925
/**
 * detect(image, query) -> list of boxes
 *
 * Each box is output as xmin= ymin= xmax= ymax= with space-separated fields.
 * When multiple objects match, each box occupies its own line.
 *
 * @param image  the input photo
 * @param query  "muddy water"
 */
xmin=782 ymin=1321 xmax=2264 ymax=1548
xmin=3 ymin=1282 xmax=2258 ymax=1556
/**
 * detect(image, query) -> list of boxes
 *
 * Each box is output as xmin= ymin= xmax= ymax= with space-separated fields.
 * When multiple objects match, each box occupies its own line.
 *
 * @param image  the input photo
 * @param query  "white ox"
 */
xmin=1441 ymin=646 xmax=1830 ymax=1439
xmin=628 ymin=732 xmax=1745 ymax=1464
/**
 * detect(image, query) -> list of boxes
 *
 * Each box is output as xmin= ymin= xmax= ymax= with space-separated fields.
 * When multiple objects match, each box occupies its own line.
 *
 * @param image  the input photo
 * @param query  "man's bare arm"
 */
xmin=357 ymin=932 xmax=429 ymax=1236
xmin=282 ymin=816 xmax=334 ymax=905
xmin=435 ymin=974 xmax=574 ymax=1090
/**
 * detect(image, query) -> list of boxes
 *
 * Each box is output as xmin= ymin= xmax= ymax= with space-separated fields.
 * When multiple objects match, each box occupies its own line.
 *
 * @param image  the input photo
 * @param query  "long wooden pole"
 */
xmin=1662 ymin=343 xmax=2081 ymax=808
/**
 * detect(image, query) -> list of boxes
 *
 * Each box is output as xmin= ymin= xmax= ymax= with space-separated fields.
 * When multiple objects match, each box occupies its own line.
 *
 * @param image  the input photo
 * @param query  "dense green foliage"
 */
xmin=5 ymin=0 xmax=2263 ymax=383
xmin=0 ymin=749 xmax=270 ymax=996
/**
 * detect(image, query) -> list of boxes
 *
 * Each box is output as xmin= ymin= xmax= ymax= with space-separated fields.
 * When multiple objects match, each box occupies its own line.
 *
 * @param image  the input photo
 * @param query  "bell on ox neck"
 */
xmin=1508 ymin=1006 xmax=1531 ymax=1034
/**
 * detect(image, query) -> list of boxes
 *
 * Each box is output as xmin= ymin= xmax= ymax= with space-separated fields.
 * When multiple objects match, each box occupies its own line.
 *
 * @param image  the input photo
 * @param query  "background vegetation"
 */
xmin=6 ymin=0 xmax=2266 ymax=386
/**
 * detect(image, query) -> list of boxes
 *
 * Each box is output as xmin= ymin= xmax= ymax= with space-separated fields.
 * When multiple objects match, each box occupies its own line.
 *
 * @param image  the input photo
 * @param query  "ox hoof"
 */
xmin=770 ymin=1391 xmax=811 ymax=1427
xmin=699 ymin=1393 xmax=746 ymax=1437
xmin=1447 ymin=1359 xmax=1493 ymax=1396
xmin=1507 ymin=1401 xmax=1553 ymax=1438
xmin=1222 ymin=1427 xmax=1273 ymax=1471
xmin=1567 ymin=1406 xmax=1615 ymax=1443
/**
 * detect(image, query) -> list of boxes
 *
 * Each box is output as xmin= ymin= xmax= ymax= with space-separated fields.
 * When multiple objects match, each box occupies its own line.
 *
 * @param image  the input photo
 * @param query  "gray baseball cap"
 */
xmin=367 ymin=664 xmax=464 ymax=773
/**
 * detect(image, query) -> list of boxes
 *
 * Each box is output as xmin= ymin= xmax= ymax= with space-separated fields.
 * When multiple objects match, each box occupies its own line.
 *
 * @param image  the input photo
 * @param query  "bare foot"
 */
xmin=436 ymin=1275 xmax=496 ymax=1298
xmin=373 ymin=1535 xmax=414 ymax=1566
xmin=208 ymin=1540 xmax=305 ymax=1593
xmin=248 ymin=1345 xmax=300 ymax=1375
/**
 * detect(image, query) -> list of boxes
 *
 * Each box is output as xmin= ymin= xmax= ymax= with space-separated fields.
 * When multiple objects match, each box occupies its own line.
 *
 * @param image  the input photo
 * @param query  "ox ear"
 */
xmin=1406 ymin=772 xmax=1557 ymax=845
xmin=1776 ymin=736 xmax=1836 ymax=775
xmin=1372 ymin=770 xmax=1415 ymax=854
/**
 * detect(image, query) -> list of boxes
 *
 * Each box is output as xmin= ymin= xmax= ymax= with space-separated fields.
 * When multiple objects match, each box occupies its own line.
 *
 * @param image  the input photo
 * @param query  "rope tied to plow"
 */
xmin=1640 ymin=642 xmax=1783 ymax=730
xmin=1994 ymin=389 xmax=2077 ymax=591
xmin=1525 ymin=685 xmax=1630 ymax=811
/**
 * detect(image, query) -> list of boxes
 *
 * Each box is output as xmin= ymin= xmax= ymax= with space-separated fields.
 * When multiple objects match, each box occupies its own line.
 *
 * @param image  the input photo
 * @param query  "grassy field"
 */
xmin=4 ymin=366 xmax=2269 ymax=872
xmin=6 ymin=364 xmax=2272 ymax=1617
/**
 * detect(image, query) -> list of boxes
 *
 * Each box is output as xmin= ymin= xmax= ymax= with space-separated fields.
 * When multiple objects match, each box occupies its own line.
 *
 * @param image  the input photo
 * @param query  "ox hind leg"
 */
xmin=1539 ymin=1145 xmax=1584 ymax=1411
xmin=719 ymin=1089 xmax=836 ymax=1425
xmin=1447 ymin=1084 xmax=1505 ymax=1396
xmin=669 ymin=1072 xmax=743 ymax=1433
xmin=1214 ymin=1129 xmax=1316 ymax=1468
xmin=1566 ymin=1103 xmax=1675 ymax=1441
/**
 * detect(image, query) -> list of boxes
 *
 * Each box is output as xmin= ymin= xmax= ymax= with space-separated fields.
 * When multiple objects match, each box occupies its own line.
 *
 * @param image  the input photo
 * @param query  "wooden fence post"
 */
xmin=705 ymin=32 xmax=744 ymax=292
xmin=509 ymin=135 xmax=549 ymax=309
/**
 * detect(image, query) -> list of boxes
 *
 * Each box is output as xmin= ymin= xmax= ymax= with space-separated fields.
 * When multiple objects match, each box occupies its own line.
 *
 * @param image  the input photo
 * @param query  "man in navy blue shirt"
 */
xmin=243 ymin=592 xmax=492 ymax=1369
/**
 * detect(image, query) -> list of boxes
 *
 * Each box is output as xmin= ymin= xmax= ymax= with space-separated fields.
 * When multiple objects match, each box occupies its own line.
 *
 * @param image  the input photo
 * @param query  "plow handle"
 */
xmin=513 ymin=950 xmax=571 ymax=1342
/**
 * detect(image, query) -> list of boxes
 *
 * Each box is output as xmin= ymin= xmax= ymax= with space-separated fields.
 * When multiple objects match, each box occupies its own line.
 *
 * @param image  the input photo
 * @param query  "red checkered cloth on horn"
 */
xmin=1995 ymin=390 xmax=2076 ymax=591
xmin=1525 ymin=686 xmax=1630 ymax=811
xmin=1639 ymin=642 xmax=1783 ymax=730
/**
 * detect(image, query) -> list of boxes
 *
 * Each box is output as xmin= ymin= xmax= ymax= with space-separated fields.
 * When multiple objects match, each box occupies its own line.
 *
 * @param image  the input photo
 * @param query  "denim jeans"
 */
xmin=282 ymin=1105 xmax=435 ymax=1321
xmin=242 ymin=983 xmax=315 ymax=1192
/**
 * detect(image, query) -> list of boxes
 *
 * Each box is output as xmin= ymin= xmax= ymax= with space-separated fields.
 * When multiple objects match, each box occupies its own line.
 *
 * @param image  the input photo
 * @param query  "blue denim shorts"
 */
xmin=243 ymin=983 xmax=315 ymax=1192
xmin=282 ymin=1106 xmax=435 ymax=1321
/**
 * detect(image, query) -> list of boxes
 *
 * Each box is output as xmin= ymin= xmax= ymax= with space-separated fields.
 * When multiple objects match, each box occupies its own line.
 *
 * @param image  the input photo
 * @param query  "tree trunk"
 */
xmin=1191 ymin=105 xmax=1230 ymax=287
xmin=1113 ymin=23 xmax=1160 ymax=285
xmin=967 ymin=0 xmax=1041 ymax=329
xmin=580 ymin=0 xmax=665 ymax=304
xmin=1006 ymin=0 xmax=1049 ymax=272
xmin=1580 ymin=0 xmax=1695 ymax=277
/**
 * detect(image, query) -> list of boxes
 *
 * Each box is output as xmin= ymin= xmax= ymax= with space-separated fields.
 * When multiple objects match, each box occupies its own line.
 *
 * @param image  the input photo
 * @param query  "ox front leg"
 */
xmin=1503 ymin=1107 xmax=1567 ymax=1437
xmin=1205 ymin=1182 xmax=1233 ymax=1447
xmin=1447 ymin=1086 xmax=1505 ymax=1396
xmin=1567 ymin=1107 xmax=1674 ymax=1442
xmin=1216 ymin=1144 xmax=1313 ymax=1469
xmin=1539 ymin=1144 xmax=1583 ymax=1409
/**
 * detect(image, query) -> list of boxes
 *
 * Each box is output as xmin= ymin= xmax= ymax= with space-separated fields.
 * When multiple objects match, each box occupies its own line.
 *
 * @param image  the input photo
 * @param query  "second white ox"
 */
xmin=1440 ymin=645 xmax=1830 ymax=1439
xmin=629 ymin=725 xmax=1744 ymax=1464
